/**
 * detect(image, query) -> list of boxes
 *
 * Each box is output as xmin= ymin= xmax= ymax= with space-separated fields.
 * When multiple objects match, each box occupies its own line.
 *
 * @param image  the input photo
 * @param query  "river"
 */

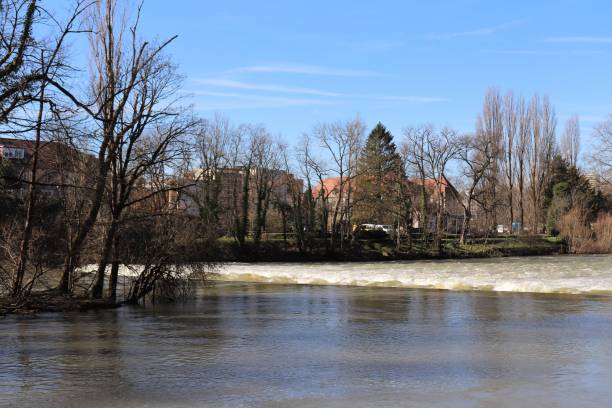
xmin=1 ymin=255 xmax=612 ymax=407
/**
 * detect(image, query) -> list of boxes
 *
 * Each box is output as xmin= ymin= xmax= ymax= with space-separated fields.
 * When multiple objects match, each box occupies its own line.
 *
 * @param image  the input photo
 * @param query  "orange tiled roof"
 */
xmin=312 ymin=177 xmax=346 ymax=197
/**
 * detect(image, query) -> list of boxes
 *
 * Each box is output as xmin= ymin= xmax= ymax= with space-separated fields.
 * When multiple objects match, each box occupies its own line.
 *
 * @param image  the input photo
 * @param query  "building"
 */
xmin=311 ymin=176 xmax=353 ymax=232
xmin=169 ymin=167 xmax=304 ymax=236
xmin=311 ymin=177 xmax=350 ymax=207
xmin=0 ymin=137 xmax=95 ymax=197
xmin=409 ymin=176 xmax=464 ymax=233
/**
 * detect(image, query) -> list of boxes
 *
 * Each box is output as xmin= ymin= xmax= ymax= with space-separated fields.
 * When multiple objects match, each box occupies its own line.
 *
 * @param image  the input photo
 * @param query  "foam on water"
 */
xmin=79 ymin=263 xmax=144 ymax=277
xmin=212 ymin=255 xmax=612 ymax=295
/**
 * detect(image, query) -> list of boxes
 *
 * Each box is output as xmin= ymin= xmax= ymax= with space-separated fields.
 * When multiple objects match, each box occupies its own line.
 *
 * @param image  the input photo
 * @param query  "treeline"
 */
xmin=179 ymin=105 xmax=609 ymax=259
xmin=0 ymin=1 xmax=611 ymax=306
xmin=0 ymin=0 xmax=209 ymax=304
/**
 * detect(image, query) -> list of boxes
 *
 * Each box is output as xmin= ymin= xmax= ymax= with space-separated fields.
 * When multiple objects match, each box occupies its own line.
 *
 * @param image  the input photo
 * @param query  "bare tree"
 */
xmin=276 ymin=144 xmax=307 ymax=251
xmin=590 ymin=116 xmax=612 ymax=183
xmin=236 ymin=137 xmax=253 ymax=248
xmin=314 ymin=122 xmax=342 ymax=250
xmin=225 ymin=124 xmax=247 ymax=243
xmin=0 ymin=0 xmax=37 ymax=122
xmin=403 ymin=125 xmax=459 ymax=252
xmin=477 ymin=88 xmax=504 ymax=227
xmin=249 ymin=126 xmax=279 ymax=249
xmin=561 ymin=115 xmax=580 ymax=168
xmin=502 ymin=91 xmax=517 ymax=229
xmin=527 ymin=95 xmax=557 ymax=232
xmin=454 ymin=133 xmax=498 ymax=243
xmin=10 ymin=0 xmax=91 ymax=298
xmin=47 ymin=0 xmax=182 ymax=298
xmin=46 ymin=0 xmax=177 ymax=295
xmin=340 ymin=116 xmax=364 ymax=246
xmin=515 ymin=95 xmax=530 ymax=232
xmin=296 ymin=133 xmax=319 ymax=251
xmin=184 ymin=116 xmax=233 ymax=232
xmin=314 ymin=118 xmax=363 ymax=251
xmin=424 ymin=127 xmax=460 ymax=252
xmin=402 ymin=125 xmax=432 ymax=243
xmin=101 ymin=116 xmax=194 ymax=301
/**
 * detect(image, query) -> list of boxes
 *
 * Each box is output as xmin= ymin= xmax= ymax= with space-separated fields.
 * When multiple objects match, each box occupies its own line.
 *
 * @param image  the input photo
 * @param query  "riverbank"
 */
xmin=0 ymin=237 xmax=570 ymax=316
xmin=0 ymin=290 xmax=120 ymax=316
xmin=211 ymin=235 xmax=563 ymax=262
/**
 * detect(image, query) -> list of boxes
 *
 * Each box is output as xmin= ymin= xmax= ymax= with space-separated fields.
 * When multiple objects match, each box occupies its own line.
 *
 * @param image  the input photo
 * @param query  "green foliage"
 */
xmin=354 ymin=122 xmax=404 ymax=224
xmin=552 ymin=181 xmax=569 ymax=197
xmin=359 ymin=122 xmax=401 ymax=176
xmin=545 ymin=155 xmax=606 ymax=233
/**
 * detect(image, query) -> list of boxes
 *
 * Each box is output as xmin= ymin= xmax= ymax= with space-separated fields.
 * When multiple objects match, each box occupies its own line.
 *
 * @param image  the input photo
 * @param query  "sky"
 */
xmin=56 ymin=0 xmax=612 ymax=157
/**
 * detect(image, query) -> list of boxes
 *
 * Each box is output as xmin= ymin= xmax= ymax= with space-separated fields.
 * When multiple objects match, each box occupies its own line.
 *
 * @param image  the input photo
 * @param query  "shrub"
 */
xmin=559 ymin=207 xmax=612 ymax=254
xmin=591 ymin=212 xmax=612 ymax=253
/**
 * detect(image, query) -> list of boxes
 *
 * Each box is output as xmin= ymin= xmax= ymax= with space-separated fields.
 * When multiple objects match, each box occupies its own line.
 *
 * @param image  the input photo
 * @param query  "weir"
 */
xmin=213 ymin=255 xmax=612 ymax=295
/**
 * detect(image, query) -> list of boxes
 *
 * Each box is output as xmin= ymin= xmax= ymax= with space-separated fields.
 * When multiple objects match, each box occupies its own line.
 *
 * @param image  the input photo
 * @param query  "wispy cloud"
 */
xmin=194 ymin=78 xmax=342 ymax=97
xmin=228 ymin=63 xmax=381 ymax=77
xmin=426 ymin=18 xmax=528 ymax=40
xmin=186 ymin=83 xmax=449 ymax=103
xmin=186 ymin=88 xmax=449 ymax=110
xmin=185 ymin=75 xmax=449 ymax=110
xmin=187 ymin=90 xmax=333 ymax=110
xmin=544 ymin=36 xmax=612 ymax=44
xmin=375 ymin=95 xmax=449 ymax=103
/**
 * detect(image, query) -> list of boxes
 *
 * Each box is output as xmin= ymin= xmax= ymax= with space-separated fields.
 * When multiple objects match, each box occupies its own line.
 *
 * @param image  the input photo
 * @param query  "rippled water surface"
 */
xmin=2 ymin=257 xmax=612 ymax=407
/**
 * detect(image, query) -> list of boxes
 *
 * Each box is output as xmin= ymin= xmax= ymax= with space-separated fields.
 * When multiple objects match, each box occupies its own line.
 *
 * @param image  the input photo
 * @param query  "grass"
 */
xmin=212 ymin=234 xmax=563 ymax=262
xmin=445 ymin=236 xmax=561 ymax=257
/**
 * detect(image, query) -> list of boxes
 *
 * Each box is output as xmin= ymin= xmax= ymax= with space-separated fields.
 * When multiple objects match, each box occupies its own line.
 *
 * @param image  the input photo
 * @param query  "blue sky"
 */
xmin=61 ymin=0 xmax=612 ymax=152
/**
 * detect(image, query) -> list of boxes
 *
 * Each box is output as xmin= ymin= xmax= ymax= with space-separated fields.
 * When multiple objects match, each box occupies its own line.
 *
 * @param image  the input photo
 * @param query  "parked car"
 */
xmin=359 ymin=223 xmax=376 ymax=231
xmin=375 ymin=224 xmax=395 ymax=238
xmin=355 ymin=224 xmax=388 ymax=239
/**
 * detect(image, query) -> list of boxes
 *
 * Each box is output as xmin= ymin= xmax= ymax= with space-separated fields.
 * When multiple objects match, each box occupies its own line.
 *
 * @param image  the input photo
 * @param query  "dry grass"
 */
xmin=590 ymin=212 xmax=612 ymax=253
xmin=560 ymin=208 xmax=612 ymax=254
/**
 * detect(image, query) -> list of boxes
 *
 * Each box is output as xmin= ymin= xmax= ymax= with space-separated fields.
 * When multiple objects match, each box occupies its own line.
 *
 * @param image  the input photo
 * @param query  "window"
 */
xmin=0 ymin=146 xmax=25 ymax=159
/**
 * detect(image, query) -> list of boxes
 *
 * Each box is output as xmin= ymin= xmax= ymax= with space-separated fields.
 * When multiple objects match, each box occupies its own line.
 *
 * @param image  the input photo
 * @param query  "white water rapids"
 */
xmin=212 ymin=255 xmax=612 ymax=295
xmin=83 ymin=255 xmax=612 ymax=295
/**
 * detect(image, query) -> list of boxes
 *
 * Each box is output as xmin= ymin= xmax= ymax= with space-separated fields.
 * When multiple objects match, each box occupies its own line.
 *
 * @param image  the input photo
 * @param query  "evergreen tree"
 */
xmin=354 ymin=122 xmax=404 ymax=224
xmin=545 ymin=154 xmax=606 ymax=233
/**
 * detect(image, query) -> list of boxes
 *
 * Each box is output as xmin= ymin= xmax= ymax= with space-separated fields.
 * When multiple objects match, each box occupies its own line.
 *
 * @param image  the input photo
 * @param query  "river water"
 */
xmin=1 ymin=255 xmax=612 ymax=407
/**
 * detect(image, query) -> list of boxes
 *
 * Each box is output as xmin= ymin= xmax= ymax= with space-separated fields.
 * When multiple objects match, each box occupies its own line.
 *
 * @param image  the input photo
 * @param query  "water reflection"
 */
xmin=1 ymin=283 xmax=612 ymax=407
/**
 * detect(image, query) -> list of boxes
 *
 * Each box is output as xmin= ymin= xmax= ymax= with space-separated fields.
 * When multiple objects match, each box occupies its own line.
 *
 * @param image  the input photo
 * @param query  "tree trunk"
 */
xmin=12 ymin=80 xmax=45 ymax=298
xmin=281 ymin=209 xmax=287 ymax=243
xmin=435 ymin=208 xmax=443 ymax=254
xmin=59 ymin=140 xmax=111 ymax=294
xmin=293 ymin=198 xmax=304 ymax=253
xmin=92 ymin=218 xmax=118 ymax=299
xmin=253 ymin=193 xmax=263 ymax=248
xmin=237 ymin=169 xmax=250 ymax=247
xmin=460 ymin=207 xmax=471 ymax=245
xmin=419 ymin=182 xmax=428 ymax=244
xmin=518 ymin=170 xmax=524 ymax=233
xmin=519 ymin=192 xmax=524 ymax=233
xmin=395 ymin=216 xmax=401 ymax=250
xmin=107 ymin=233 xmax=121 ymax=301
